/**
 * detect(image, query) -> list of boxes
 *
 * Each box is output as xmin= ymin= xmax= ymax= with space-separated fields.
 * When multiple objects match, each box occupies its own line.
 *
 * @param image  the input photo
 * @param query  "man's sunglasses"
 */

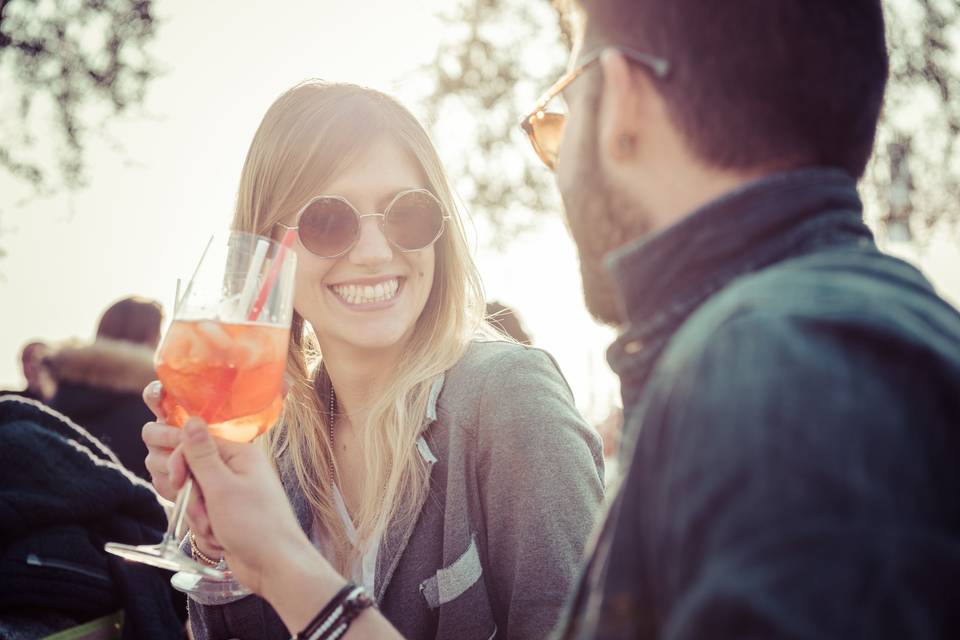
xmin=276 ymin=188 xmax=450 ymax=259
xmin=520 ymin=47 xmax=670 ymax=170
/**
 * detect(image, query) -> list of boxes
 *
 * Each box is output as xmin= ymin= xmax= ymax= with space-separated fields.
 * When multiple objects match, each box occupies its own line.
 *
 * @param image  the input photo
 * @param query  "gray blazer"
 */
xmin=187 ymin=340 xmax=604 ymax=640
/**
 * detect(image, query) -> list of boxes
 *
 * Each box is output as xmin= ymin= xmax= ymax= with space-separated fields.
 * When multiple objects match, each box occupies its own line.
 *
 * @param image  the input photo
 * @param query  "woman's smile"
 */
xmin=327 ymin=275 xmax=405 ymax=309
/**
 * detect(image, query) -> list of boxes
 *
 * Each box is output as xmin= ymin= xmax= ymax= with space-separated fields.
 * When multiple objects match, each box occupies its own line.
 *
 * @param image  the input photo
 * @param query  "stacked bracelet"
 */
xmin=189 ymin=531 xmax=222 ymax=567
xmin=294 ymin=583 xmax=374 ymax=640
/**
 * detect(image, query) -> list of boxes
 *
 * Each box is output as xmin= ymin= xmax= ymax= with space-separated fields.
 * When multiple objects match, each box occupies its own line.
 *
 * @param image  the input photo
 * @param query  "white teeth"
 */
xmin=331 ymin=278 xmax=401 ymax=305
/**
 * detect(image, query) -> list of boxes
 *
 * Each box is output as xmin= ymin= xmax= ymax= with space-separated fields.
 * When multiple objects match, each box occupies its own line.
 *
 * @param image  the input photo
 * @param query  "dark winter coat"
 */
xmin=0 ymin=395 xmax=185 ymax=639
xmin=46 ymin=339 xmax=156 ymax=480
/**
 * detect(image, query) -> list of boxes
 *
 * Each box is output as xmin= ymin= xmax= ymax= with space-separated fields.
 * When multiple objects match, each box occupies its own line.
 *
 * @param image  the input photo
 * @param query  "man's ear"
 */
xmin=597 ymin=48 xmax=649 ymax=166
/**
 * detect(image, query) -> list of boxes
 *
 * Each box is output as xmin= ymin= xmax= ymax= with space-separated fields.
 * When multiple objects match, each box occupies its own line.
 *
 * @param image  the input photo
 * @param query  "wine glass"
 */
xmin=105 ymin=230 xmax=297 ymax=600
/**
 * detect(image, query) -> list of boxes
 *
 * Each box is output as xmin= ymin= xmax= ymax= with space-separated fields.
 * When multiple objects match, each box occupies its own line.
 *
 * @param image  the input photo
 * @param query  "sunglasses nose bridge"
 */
xmin=357 ymin=212 xmax=388 ymax=238
xmin=347 ymin=213 xmax=394 ymax=263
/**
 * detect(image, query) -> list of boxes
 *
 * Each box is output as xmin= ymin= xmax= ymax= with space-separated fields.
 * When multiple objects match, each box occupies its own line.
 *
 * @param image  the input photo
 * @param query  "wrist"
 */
xmin=190 ymin=531 xmax=223 ymax=567
xmin=262 ymin=536 xmax=347 ymax=633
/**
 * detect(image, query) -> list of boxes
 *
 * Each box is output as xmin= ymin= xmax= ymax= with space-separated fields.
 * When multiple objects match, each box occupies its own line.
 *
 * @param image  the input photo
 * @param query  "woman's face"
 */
xmin=283 ymin=136 xmax=437 ymax=355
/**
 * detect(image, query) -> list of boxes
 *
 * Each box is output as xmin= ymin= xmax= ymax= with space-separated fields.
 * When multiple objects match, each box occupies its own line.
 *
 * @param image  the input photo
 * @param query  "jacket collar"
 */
xmin=605 ymin=167 xmax=874 ymax=405
xmin=373 ymin=374 xmax=443 ymax=602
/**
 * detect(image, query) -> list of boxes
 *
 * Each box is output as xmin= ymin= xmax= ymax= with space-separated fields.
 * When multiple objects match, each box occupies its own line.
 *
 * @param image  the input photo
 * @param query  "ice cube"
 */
xmin=235 ymin=333 xmax=263 ymax=367
xmin=197 ymin=321 xmax=233 ymax=353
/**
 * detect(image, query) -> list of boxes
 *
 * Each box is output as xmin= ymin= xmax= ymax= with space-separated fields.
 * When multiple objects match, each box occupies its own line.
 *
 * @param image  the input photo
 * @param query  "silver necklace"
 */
xmin=328 ymin=385 xmax=392 ymax=499
xmin=328 ymin=384 xmax=336 ymax=487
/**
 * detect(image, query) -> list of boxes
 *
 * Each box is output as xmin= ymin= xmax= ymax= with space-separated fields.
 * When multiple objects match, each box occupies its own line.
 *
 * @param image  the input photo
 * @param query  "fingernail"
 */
xmin=146 ymin=380 xmax=162 ymax=398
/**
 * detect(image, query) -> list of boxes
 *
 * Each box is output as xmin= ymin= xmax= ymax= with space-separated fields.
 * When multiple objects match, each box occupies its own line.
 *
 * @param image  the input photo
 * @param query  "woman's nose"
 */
xmin=347 ymin=215 xmax=393 ymax=267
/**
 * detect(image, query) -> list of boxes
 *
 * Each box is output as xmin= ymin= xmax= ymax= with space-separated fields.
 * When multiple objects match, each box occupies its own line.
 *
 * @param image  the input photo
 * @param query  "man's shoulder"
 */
xmin=665 ymin=245 xmax=960 ymax=371
xmin=631 ymin=246 xmax=960 ymax=472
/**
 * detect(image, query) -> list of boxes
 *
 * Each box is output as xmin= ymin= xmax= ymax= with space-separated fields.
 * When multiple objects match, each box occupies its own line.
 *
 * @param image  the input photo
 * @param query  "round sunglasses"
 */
xmin=277 ymin=188 xmax=450 ymax=259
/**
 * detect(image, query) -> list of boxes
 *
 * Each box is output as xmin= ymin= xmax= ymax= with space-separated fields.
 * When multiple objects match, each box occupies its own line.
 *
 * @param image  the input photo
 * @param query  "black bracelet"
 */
xmin=293 ymin=583 xmax=355 ymax=640
xmin=319 ymin=587 xmax=375 ymax=640
xmin=293 ymin=583 xmax=373 ymax=640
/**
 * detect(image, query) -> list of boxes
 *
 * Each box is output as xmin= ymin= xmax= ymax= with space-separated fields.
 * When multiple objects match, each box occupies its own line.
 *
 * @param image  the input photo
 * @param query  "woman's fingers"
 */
xmin=186 ymin=481 xmax=211 ymax=535
xmin=142 ymin=381 xmax=165 ymax=420
xmin=144 ymin=448 xmax=169 ymax=480
xmin=142 ymin=421 xmax=182 ymax=501
xmin=142 ymin=421 xmax=181 ymax=450
xmin=168 ymin=444 xmax=188 ymax=490
xmin=185 ymin=485 xmax=224 ymax=557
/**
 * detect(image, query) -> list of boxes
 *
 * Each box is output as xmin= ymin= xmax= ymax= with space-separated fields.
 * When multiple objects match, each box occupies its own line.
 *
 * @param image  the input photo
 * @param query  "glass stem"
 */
xmin=162 ymin=476 xmax=194 ymax=552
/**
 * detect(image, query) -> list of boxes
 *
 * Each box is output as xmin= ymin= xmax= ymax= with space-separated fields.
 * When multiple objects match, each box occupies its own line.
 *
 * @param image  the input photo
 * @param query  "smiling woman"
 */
xmin=139 ymin=79 xmax=605 ymax=640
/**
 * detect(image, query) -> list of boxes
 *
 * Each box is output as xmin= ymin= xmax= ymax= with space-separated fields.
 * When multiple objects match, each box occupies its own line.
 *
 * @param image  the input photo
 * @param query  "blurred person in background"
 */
xmin=592 ymin=406 xmax=621 ymax=461
xmin=1 ymin=341 xmax=56 ymax=403
xmin=45 ymin=296 xmax=163 ymax=481
xmin=485 ymin=300 xmax=532 ymax=344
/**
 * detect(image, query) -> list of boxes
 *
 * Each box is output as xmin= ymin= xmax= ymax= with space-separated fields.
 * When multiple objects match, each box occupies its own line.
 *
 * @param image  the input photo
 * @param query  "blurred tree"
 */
xmin=864 ymin=0 xmax=960 ymax=243
xmin=0 ymin=0 xmax=157 ymax=192
xmin=420 ymin=0 xmax=569 ymax=250
xmin=423 ymin=0 xmax=960 ymax=247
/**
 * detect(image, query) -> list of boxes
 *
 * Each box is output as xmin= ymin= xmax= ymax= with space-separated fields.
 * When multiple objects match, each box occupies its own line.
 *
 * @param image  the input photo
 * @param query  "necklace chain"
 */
xmin=328 ymin=383 xmax=336 ymax=487
xmin=327 ymin=380 xmax=392 ymax=500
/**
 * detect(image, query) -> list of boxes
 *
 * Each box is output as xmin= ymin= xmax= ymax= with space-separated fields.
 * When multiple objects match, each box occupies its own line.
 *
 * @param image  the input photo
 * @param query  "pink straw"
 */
xmin=247 ymin=229 xmax=296 ymax=322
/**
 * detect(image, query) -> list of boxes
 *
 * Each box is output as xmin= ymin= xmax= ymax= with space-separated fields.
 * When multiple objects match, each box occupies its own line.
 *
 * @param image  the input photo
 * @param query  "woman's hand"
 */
xmin=168 ymin=418 xmax=331 ymax=598
xmin=142 ymin=381 xmax=181 ymax=502
xmin=172 ymin=420 xmax=404 ymax=638
xmin=141 ymin=381 xmax=223 ymax=559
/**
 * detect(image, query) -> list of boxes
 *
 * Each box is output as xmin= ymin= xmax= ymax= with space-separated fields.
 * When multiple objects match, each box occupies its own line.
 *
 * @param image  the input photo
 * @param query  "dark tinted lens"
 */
xmin=384 ymin=191 xmax=444 ymax=250
xmin=298 ymin=198 xmax=359 ymax=257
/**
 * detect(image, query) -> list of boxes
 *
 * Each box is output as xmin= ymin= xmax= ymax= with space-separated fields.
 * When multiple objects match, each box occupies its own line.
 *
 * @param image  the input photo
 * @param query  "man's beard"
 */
xmin=560 ymin=113 xmax=652 ymax=326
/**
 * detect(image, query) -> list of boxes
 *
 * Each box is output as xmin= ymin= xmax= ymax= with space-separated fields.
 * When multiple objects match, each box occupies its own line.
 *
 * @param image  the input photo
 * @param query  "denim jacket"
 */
xmin=556 ymin=168 xmax=960 ymax=639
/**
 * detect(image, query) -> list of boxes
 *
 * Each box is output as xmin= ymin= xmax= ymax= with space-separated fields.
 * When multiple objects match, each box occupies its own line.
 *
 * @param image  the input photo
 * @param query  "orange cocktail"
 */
xmin=156 ymin=319 xmax=288 ymax=442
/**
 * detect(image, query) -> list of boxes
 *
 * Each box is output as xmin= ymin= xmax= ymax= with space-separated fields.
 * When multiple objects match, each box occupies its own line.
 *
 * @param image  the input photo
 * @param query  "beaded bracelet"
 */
xmin=293 ymin=583 xmax=374 ymax=640
xmin=189 ymin=531 xmax=222 ymax=567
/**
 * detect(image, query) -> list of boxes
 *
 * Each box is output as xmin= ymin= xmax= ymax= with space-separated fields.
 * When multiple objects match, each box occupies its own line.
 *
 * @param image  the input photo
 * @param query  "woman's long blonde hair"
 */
xmin=231 ymin=81 xmax=491 ymax=571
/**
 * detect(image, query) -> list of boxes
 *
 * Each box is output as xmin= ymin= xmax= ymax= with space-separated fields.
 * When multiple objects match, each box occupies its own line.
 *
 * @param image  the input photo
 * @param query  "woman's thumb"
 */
xmin=182 ymin=417 xmax=228 ymax=484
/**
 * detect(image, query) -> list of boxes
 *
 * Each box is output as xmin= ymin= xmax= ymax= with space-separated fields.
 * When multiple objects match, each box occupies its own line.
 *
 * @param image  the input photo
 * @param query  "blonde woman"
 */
xmin=142 ymin=81 xmax=603 ymax=640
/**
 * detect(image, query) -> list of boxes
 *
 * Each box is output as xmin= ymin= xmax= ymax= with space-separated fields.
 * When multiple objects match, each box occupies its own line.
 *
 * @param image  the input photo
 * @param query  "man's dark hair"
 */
xmin=96 ymin=296 xmax=164 ymax=349
xmin=570 ymin=0 xmax=889 ymax=178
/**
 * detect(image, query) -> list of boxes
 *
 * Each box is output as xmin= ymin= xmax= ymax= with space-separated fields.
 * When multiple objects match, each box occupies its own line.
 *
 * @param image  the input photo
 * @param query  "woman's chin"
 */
xmin=332 ymin=323 xmax=414 ymax=352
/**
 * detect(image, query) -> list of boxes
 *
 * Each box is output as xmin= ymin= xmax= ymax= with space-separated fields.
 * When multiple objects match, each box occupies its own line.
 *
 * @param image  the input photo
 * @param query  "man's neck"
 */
xmin=643 ymin=162 xmax=769 ymax=234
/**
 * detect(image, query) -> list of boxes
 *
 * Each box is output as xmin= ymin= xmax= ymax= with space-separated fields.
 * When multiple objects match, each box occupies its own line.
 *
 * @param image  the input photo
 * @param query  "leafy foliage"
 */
xmin=0 ymin=0 xmax=158 ymax=192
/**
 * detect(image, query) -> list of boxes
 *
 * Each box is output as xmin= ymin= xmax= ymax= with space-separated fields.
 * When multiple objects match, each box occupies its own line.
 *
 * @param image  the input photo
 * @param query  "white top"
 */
xmin=309 ymin=484 xmax=381 ymax=595
xmin=308 ymin=433 xmax=437 ymax=595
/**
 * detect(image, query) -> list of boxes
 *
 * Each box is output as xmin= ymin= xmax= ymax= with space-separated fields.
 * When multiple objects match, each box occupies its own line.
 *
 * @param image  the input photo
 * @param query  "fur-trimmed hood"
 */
xmin=45 ymin=339 xmax=156 ymax=394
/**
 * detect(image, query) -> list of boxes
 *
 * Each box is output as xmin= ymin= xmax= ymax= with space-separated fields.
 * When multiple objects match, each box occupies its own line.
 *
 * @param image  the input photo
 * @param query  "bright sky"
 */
xmin=1 ymin=0 xmax=957 ymax=424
